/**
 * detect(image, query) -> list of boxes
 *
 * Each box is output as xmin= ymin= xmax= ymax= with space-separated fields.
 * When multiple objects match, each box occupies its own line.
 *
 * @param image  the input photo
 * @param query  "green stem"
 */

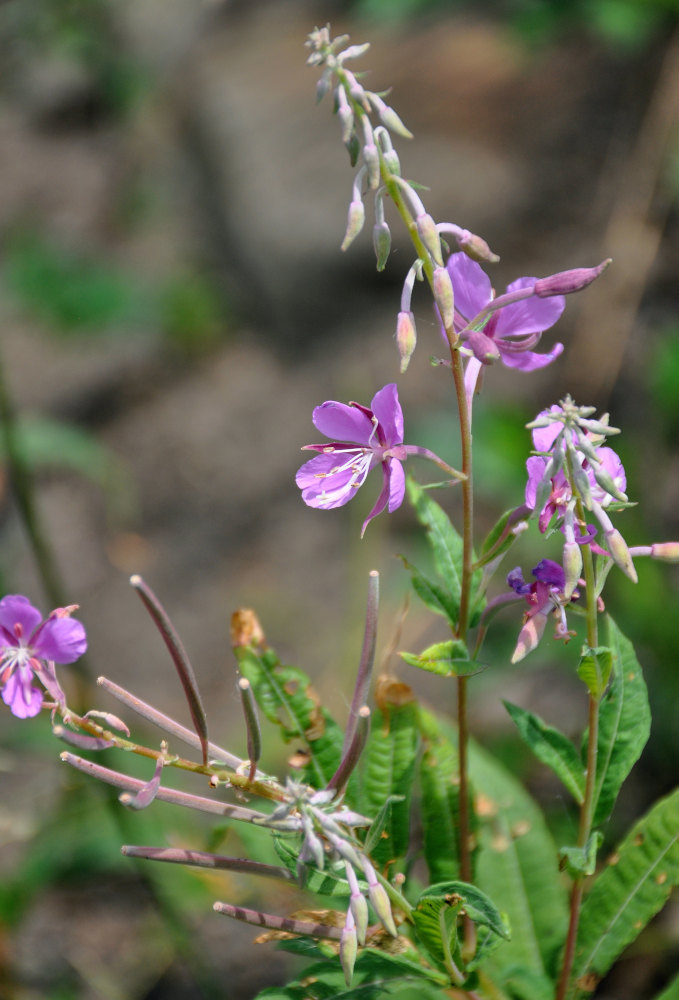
xmin=556 ymin=480 xmax=601 ymax=1000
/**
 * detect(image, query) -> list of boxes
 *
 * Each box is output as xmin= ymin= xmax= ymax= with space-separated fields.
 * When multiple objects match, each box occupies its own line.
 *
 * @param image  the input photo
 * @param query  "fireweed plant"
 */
xmin=2 ymin=25 xmax=679 ymax=1000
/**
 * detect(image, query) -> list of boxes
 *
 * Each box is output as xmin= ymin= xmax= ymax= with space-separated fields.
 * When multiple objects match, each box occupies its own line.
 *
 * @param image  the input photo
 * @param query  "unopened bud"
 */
xmin=534 ymin=259 xmax=611 ymax=298
xmin=650 ymin=542 xmax=679 ymax=562
xmin=562 ymin=540 xmax=583 ymax=599
xmin=456 ymin=229 xmax=500 ymax=263
xmin=605 ymin=528 xmax=638 ymax=583
xmin=340 ymin=908 xmax=358 ymax=986
xmin=363 ymin=143 xmax=380 ymax=189
xmin=432 ymin=266 xmax=454 ymax=329
xmin=373 ymin=220 xmax=391 ymax=271
xmin=345 ymin=131 xmax=360 ymax=167
xmin=337 ymin=43 xmax=371 ymax=63
xmin=396 ymin=311 xmax=417 ymax=372
xmin=468 ymin=330 xmax=500 ymax=365
xmin=361 ymin=859 xmax=397 ymax=936
xmin=345 ymin=862 xmax=368 ymax=944
xmin=416 ymin=213 xmax=443 ymax=266
xmin=367 ymin=92 xmax=413 ymax=139
xmin=337 ymin=94 xmax=354 ymax=145
xmin=316 ymin=69 xmax=332 ymax=103
xmin=341 ymin=198 xmax=365 ymax=252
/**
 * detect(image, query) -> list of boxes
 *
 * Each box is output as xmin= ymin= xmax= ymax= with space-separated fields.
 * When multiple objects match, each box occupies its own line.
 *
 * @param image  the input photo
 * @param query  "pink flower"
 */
xmin=296 ymin=384 xmax=406 ymax=537
xmin=507 ymin=560 xmax=574 ymax=662
xmin=0 ymin=596 xmax=87 ymax=718
xmin=444 ymin=252 xmax=566 ymax=373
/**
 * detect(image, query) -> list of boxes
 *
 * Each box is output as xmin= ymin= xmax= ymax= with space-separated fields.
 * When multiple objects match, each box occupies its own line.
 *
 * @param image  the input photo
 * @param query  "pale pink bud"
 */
xmin=562 ymin=540 xmax=583 ymax=599
xmin=468 ymin=329 xmax=500 ymax=365
xmin=361 ymin=859 xmax=397 ymax=936
xmin=340 ymin=908 xmax=358 ymax=986
xmin=396 ymin=311 xmax=417 ymax=372
xmin=456 ymin=229 xmax=500 ymax=263
xmin=650 ymin=542 xmax=679 ymax=562
xmin=511 ymin=611 xmax=549 ymax=664
xmin=534 ymin=259 xmax=611 ymax=298
xmin=416 ymin=213 xmax=443 ymax=266
xmin=345 ymin=862 xmax=368 ymax=944
xmin=605 ymin=528 xmax=638 ymax=583
xmin=341 ymin=199 xmax=365 ymax=252
xmin=433 ymin=266 xmax=454 ymax=329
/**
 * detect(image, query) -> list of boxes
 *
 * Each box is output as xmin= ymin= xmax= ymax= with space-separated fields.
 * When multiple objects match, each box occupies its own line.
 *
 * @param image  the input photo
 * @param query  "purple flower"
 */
xmin=296 ymin=384 xmax=407 ymax=537
xmin=525 ymin=408 xmax=626 ymax=533
xmin=507 ymin=560 xmax=574 ymax=663
xmin=444 ymin=252 xmax=566 ymax=373
xmin=0 ymin=596 xmax=87 ymax=718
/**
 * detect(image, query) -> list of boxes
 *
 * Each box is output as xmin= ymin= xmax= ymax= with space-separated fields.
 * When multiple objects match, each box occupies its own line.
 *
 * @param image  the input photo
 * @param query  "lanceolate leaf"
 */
xmin=571 ymin=787 xmax=679 ymax=996
xmin=236 ymin=646 xmax=343 ymax=789
xmin=399 ymin=556 xmax=459 ymax=626
xmin=360 ymin=703 xmax=418 ymax=866
xmin=400 ymin=640 xmax=483 ymax=678
xmin=407 ymin=478 xmax=463 ymax=606
xmin=471 ymin=737 xmax=568 ymax=982
xmin=590 ymin=617 xmax=651 ymax=826
xmin=503 ymin=700 xmax=585 ymax=805
xmin=419 ymin=725 xmax=460 ymax=883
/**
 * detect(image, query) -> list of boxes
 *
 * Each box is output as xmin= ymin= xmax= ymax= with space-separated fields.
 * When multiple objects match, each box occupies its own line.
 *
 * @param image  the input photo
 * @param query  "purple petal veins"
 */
xmin=297 ymin=384 xmax=407 ymax=534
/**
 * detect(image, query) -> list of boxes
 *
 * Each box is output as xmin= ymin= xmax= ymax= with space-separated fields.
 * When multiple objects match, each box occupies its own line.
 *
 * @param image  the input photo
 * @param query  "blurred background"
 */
xmin=0 ymin=0 xmax=678 ymax=996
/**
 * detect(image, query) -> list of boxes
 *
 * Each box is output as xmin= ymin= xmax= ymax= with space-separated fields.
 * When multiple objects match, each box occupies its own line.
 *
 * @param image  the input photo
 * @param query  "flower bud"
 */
xmin=363 ymin=142 xmax=380 ymax=189
xmin=341 ymin=198 xmax=365 ymax=252
xmin=562 ymin=540 xmax=583 ymax=600
xmin=605 ymin=528 xmax=638 ymax=583
xmin=416 ymin=213 xmax=443 ymax=266
xmin=336 ymin=91 xmax=354 ymax=144
xmin=432 ymin=266 xmax=454 ymax=329
xmin=373 ymin=220 xmax=391 ymax=271
xmin=396 ymin=311 xmax=417 ymax=373
xmin=456 ymin=228 xmax=500 ymax=263
xmin=367 ymin=92 xmax=413 ymax=139
xmin=361 ymin=859 xmax=397 ymax=937
xmin=340 ymin=908 xmax=358 ymax=986
xmin=316 ymin=69 xmax=331 ymax=103
xmin=468 ymin=330 xmax=500 ymax=365
xmin=650 ymin=542 xmax=679 ymax=562
xmin=345 ymin=862 xmax=368 ymax=944
xmin=534 ymin=259 xmax=611 ymax=298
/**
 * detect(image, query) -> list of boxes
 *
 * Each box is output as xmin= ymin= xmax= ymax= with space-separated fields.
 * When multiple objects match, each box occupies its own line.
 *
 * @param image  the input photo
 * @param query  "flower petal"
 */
xmin=33 ymin=617 xmax=87 ymax=664
xmin=312 ymin=401 xmax=375 ymax=445
xmin=525 ymin=456 xmax=547 ymax=509
xmin=499 ymin=342 xmax=564 ymax=372
xmin=360 ymin=466 xmax=391 ymax=537
xmin=446 ymin=252 xmax=492 ymax=326
xmin=370 ymin=383 xmax=403 ymax=446
xmin=532 ymin=406 xmax=564 ymax=452
xmin=0 ymin=595 xmax=42 ymax=639
xmin=296 ymin=452 xmax=369 ymax=509
xmin=387 ymin=459 xmax=405 ymax=512
xmin=495 ymin=278 xmax=565 ymax=339
xmin=2 ymin=664 xmax=42 ymax=718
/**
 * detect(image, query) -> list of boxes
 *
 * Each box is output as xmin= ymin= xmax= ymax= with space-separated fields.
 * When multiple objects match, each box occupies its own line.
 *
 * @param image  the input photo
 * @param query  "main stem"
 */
xmin=556 ymin=491 xmax=600 ymax=1000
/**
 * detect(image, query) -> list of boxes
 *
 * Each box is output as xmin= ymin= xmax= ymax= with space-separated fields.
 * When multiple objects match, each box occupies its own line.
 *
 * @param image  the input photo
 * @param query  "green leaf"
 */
xmin=503 ymin=700 xmax=585 ymax=804
xmin=360 ymin=702 xmax=418 ymax=865
xmin=235 ymin=646 xmax=343 ymax=789
xmin=363 ymin=795 xmax=405 ymax=856
xmin=571 ymin=787 xmax=679 ymax=995
xmin=576 ymin=645 xmax=613 ymax=699
xmin=407 ymin=477 xmax=463 ymax=610
xmin=399 ymin=556 xmax=460 ymax=626
xmin=400 ymin=640 xmax=484 ymax=678
xmin=653 ymin=970 xmax=679 ymax=1000
xmin=470 ymin=734 xmax=568 ymax=983
xmin=419 ymin=726 xmax=460 ymax=883
xmin=590 ymin=617 xmax=651 ymax=826
xmin=273 ymin=837 xmax=367 ymax=898
xmin=413 ymin=880 xmax=509 ymax=974
xmin=558 ymin=832 xmax=603 ymax=878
